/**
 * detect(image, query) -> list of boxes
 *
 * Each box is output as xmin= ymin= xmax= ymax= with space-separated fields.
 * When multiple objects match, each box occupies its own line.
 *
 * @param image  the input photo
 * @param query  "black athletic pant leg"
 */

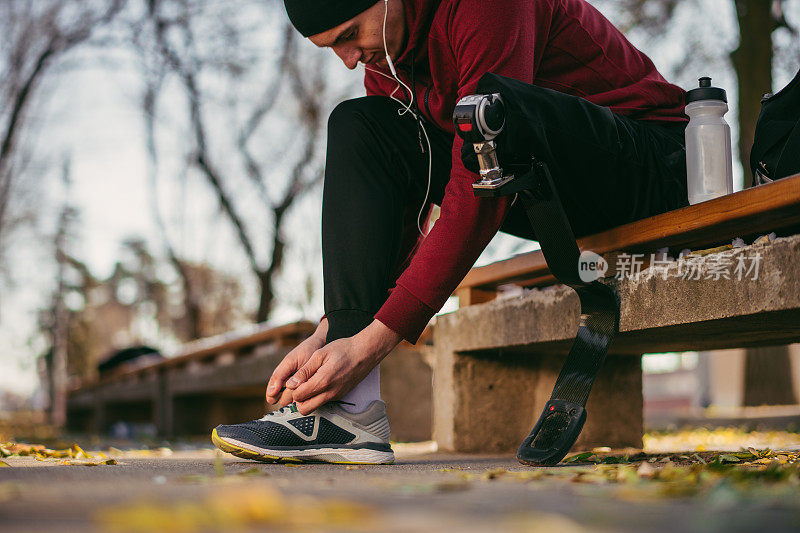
xmin=480 ymin=74 xmax=689 ymax=240
xmin=322 ymin=96 xmax=453 ymax=343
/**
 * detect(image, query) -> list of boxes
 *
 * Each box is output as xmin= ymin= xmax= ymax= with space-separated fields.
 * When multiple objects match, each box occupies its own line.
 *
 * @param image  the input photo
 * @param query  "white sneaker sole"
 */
xmin=212 ymin=428 xmax=395 ymax=465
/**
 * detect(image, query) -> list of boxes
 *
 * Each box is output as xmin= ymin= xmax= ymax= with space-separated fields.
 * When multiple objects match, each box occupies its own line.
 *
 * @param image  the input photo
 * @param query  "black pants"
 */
xmin=322 ymin=83 xmax=689 ymax=343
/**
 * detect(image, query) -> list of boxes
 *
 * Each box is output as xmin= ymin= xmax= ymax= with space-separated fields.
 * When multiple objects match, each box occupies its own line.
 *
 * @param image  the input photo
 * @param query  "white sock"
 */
xmin=340 ymin=365 xmax=380 ymax=413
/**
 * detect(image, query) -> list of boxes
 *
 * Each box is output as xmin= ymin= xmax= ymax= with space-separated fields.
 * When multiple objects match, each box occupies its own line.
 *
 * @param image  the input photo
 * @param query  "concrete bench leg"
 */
xmin=381 ymin=344 xmax=433 ymax=442
xmin=432 ymin=349 xmax=643 ymax=453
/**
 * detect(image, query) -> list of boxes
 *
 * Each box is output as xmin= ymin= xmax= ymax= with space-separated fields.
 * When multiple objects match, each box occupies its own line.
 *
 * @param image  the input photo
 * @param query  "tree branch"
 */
xmin=150 ymin=2 xmax=262 ymax=276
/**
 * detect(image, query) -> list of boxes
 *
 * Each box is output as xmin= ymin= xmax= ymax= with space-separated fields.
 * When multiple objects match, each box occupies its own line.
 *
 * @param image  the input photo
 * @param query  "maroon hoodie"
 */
xmin=365 ymin=0 xmax=687 ymax=343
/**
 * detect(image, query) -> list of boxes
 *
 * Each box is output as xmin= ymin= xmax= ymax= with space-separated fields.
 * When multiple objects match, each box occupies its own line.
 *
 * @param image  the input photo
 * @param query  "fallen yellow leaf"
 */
xmin=94 ymin=486 xmax=375 ymax=531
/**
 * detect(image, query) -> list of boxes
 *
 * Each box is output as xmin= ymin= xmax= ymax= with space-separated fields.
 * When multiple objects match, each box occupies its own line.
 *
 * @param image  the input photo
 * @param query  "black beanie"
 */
xmin=284 ymin=0 xmax=379 ymax=38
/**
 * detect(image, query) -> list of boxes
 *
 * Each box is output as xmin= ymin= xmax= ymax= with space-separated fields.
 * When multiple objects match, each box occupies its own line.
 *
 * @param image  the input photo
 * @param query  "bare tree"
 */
xmin=136 ymin=0 xmax=333 ymax=323
xmin=0 ymin=0 xmax=125 ymax=274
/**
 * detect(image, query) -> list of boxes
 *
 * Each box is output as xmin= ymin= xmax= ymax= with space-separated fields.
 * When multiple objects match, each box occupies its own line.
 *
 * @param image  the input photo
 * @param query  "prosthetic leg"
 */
xmin=453 ymin=94 xmax=621 ymax=466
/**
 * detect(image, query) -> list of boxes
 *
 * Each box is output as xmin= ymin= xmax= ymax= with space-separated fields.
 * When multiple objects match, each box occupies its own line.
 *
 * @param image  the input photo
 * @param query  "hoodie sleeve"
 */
xmin=374 ymin=0 xmax=546 ymax=343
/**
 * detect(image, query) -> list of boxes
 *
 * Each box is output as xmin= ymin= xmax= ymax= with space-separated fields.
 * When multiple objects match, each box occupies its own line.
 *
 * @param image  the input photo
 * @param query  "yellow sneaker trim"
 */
xmin=211 ymin=428 xmax=394 ymax=465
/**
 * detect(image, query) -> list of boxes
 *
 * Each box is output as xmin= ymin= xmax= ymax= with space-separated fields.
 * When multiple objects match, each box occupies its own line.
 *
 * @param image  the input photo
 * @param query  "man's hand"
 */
xmin=266 ymin=318 xmax=328 ymax=406
xmin=284 ymin=320 xmax=402 ymax=414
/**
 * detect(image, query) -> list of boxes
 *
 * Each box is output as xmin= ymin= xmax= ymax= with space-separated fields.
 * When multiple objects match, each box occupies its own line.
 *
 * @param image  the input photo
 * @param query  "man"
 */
xmin=212 ymin=0 xmax=688 ymax=464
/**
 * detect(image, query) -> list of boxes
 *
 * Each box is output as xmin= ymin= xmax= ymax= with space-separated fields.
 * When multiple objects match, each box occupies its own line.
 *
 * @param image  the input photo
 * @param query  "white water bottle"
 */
xmin=685 ymin=77 xmax=733 ymax=204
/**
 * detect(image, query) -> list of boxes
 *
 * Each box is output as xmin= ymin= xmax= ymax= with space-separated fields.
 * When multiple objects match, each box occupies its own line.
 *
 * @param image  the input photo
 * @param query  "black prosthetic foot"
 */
xmin=517 ymin=400 xmax=587 ymax=466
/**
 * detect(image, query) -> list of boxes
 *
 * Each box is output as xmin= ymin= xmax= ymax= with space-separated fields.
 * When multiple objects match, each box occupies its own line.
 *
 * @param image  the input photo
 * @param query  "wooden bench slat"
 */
xmin=458 ymin=173 xmax=800 ymax=295
xmin=161 ymin=320 xmax=316 ymax=369
xmin=454 ymin=287 xmax=499 ymax=307
xmin=70 ymin=321 xmax=316 ymax=390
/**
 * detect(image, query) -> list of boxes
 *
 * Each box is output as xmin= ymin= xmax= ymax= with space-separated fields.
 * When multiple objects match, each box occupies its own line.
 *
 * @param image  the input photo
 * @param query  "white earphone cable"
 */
xmin=362 ymin=0 xmax=432 ymax=237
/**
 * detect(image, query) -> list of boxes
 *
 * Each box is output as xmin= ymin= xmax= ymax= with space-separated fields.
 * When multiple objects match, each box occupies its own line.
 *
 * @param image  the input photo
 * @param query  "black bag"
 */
xmin=750 ymin=67 xmax=800 ymax=184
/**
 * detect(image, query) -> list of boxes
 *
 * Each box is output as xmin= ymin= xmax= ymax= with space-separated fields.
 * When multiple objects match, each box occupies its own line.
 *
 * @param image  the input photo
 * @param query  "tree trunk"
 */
xmin=730 ymin=0 xmax=776 ymax=190
xmin=743 ymin=345 xmax=797 ymax=406
xmin=731 ymin=0 xmax=797 ymax=407
xmin=256 ymin=270 xmax=274 ymax=324
xmin=174 ymin=259 xmax=205 ymax=340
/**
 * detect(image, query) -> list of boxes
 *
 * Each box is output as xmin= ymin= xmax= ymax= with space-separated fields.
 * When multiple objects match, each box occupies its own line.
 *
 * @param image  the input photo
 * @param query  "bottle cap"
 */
xmin=686 ymin=77 xmax=727 ymax=104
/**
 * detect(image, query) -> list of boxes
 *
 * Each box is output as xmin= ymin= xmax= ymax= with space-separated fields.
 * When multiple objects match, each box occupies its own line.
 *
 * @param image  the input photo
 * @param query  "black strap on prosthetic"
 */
xmin=473 ymin=160 xmax=620 ymax=466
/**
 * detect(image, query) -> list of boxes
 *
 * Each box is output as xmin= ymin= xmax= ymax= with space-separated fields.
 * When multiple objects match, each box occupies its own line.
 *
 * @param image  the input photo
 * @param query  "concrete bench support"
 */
xmin=432 ymin=234 xmax=800 ymax=453
xmin=381 ymin=343 xmax=433 ymax=442
xmin=432 ymin=346 xmax=642 ymax=453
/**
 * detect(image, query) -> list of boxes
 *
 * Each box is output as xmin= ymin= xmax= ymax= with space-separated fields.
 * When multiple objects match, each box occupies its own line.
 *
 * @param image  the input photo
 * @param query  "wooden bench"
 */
xmin=67 ymin=322 xmax=315 ymax=435
xmin=433 ymin=173 xmax=800 ymax=452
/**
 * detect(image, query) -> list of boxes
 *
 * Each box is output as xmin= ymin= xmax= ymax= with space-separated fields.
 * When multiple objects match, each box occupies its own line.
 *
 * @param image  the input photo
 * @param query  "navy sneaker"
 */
xmin=212 ymin=400 xmax=394 ymax=464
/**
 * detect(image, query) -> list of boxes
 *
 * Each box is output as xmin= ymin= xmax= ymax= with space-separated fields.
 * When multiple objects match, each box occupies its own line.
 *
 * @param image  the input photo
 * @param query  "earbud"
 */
xmin=383 ymin=0 xmax=398 ymax=77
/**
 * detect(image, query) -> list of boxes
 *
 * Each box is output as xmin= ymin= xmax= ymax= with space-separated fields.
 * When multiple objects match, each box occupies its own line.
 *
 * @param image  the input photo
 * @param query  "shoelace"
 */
xmin=258 ymin=400 xmax=356 ymax=421
xmin=257 ymin=404 xmax=294 ymax=421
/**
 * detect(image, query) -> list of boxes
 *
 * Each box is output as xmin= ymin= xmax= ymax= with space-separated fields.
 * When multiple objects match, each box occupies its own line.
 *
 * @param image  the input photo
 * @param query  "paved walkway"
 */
xmin=1 ymin=443 xmax=799 ymax=532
